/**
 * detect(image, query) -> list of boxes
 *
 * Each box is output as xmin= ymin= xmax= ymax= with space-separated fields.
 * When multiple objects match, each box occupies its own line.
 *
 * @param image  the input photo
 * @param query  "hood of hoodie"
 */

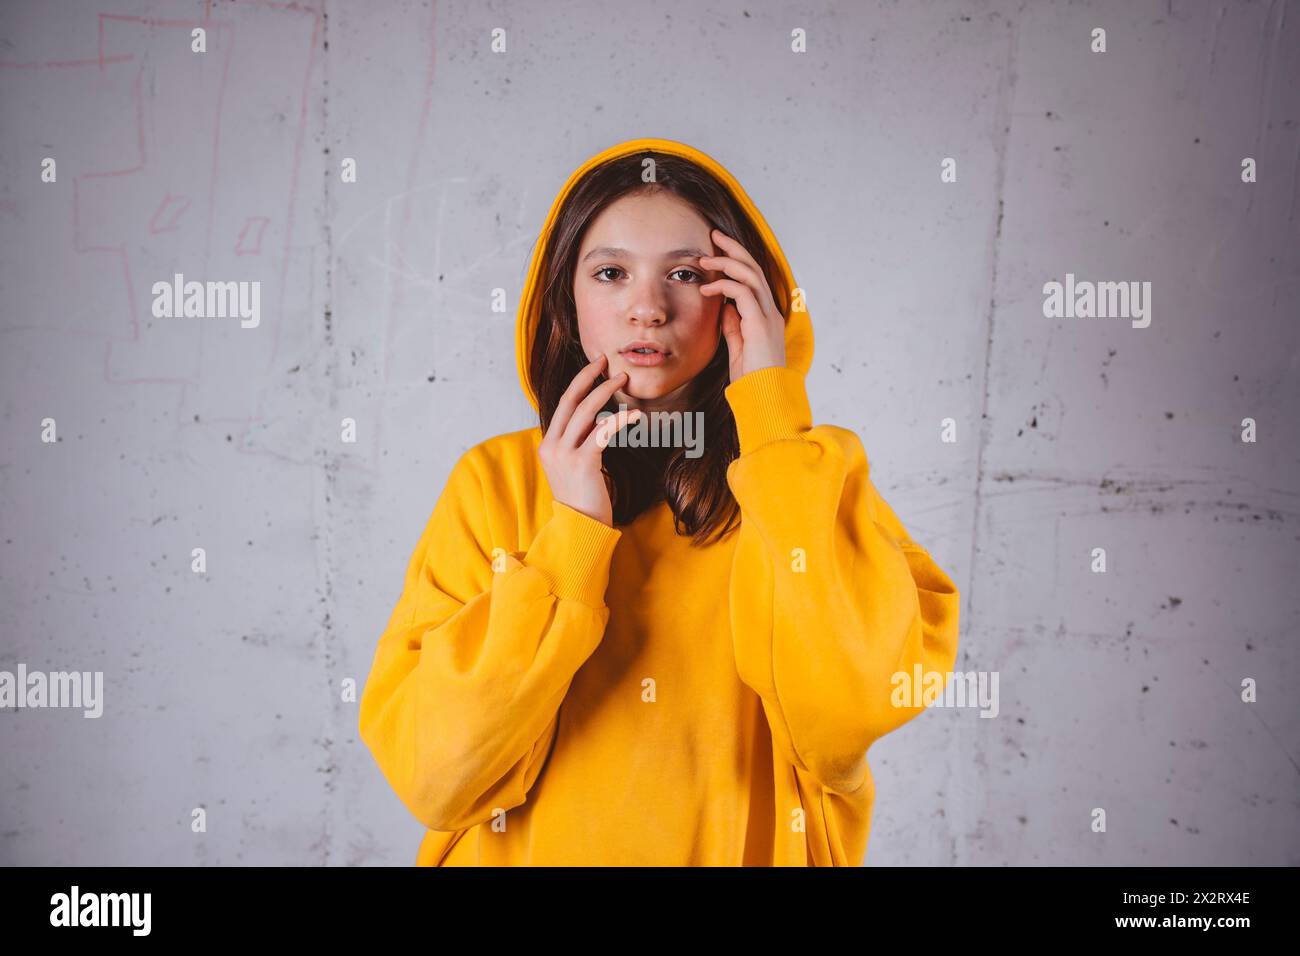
xmin=515 ymin=137 xmax=814 ymax=413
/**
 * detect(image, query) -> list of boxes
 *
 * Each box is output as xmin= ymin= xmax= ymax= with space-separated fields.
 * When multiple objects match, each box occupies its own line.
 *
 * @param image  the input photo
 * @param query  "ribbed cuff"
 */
xmin=723 ymin=364 xmax=813 ymax=455
xmin=523 ymin=500 xmax=623 ymax=607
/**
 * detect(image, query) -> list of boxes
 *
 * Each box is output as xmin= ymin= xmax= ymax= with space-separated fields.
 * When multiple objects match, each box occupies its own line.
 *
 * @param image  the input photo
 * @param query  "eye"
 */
xmin=592 ymin=266 xmax=701 ymax=283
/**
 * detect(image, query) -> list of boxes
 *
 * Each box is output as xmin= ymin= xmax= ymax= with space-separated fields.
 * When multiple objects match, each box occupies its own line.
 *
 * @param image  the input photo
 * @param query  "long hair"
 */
xmin=528 ymin=150 xmax=785 ymax=546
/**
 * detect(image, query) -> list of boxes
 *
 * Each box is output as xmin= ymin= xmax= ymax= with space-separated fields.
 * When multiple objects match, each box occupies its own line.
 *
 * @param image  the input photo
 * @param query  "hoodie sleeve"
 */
xmin=358 ymin=445 xmax=622 ymax=832
xmin=722 ymin=364 xmax=961 ymax=797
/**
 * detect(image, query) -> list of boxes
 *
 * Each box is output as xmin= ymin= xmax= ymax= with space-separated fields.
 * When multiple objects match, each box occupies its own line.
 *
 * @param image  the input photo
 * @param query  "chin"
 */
xmin=622 ymin=373 xmax=680 ymax=395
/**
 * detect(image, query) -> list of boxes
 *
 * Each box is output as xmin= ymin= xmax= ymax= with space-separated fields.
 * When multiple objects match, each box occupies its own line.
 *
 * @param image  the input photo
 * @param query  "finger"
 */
xmin=547 ymin=354 xmax=608 ymax=444
xmin=720 ymin=300 xmax=744 ymax=359
xmin=584 ymin=408 xmax=633 ymax=457
xmin=709 ymin=228 xmax=764 ymax=275
xmin=585 ymin=408 xmax=643 ymax=452
xmin=562 ymin=369 xmax=628 ymax=449
xmin=700 ymin=255 xmax=778 ymax=318
xmin=697 ymin=253 xmax=762 ymax=296
xmin=707 ymin=230 xmax=780 ymax=315
xmin=698 ymin=277 xmax=766 ymax=331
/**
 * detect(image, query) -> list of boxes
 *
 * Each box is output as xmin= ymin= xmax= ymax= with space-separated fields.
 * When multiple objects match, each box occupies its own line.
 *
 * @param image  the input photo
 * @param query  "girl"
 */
xmin=359 ymin=137 xmax=961 ymax=866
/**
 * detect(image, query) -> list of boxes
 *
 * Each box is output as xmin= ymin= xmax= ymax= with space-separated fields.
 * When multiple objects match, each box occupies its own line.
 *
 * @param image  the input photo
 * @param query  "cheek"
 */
xmin=680 ymin=306 xmax=721 ymax=356
xmin=574 ymin=290 xmax=613 ymax=352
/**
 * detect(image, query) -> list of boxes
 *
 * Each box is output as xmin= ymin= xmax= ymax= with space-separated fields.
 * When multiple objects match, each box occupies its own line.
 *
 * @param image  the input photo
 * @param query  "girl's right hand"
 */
xmin=538 ymin=353 xmax=643 ymax=528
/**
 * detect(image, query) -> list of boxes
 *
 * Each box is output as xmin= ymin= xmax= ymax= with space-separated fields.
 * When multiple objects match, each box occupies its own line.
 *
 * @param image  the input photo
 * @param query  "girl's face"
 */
xmin=573 ymin=191 xmax=724 ymax=413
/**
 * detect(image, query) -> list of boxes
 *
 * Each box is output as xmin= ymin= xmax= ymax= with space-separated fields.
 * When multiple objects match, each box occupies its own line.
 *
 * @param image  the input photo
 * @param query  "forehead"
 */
xmin=580 ymin=191 xmax=710 ymax=249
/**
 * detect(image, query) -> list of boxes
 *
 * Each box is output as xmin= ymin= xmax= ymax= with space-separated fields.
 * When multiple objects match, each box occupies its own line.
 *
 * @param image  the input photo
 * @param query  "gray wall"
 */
xmin=1 ymin=0 xmax=1296 ymax=865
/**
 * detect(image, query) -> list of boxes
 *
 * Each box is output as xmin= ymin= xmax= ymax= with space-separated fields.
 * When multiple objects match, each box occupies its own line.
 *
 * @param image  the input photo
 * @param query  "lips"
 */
xmin=619 ymin=342 xmax=669 ymax=367
xmin=620 ymin=340 xmax=670 ymax=355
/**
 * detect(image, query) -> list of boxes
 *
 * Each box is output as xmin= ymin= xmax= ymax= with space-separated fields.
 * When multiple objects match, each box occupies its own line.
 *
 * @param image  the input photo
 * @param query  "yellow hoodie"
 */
xmin=358 ymin=137 xmax=961 ymax=866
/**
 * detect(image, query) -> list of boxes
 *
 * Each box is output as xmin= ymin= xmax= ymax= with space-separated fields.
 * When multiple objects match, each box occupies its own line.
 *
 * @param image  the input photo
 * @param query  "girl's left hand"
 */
xmin=699 ymin=227 xmax=787 ymax=384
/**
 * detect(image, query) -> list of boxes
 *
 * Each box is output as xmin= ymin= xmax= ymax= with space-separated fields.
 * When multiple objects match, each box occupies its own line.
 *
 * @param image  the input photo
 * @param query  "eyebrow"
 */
xmin=580 ymin=246 xmax=711 ymax=263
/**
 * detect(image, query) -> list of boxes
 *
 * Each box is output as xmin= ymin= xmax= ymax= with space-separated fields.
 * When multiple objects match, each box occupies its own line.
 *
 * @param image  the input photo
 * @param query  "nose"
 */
xmin=627 ymin=280 xmax=668 ymax=326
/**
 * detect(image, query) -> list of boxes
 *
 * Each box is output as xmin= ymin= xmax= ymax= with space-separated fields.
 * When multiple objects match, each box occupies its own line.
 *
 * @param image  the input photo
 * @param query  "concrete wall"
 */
xmin=1 ymin=0 xmax=1296 ymax=865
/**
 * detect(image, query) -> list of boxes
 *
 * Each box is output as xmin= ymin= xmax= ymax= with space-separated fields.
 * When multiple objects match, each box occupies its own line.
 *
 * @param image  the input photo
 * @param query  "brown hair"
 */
xmin=528 ymin=150 xmax=785 ymax=546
